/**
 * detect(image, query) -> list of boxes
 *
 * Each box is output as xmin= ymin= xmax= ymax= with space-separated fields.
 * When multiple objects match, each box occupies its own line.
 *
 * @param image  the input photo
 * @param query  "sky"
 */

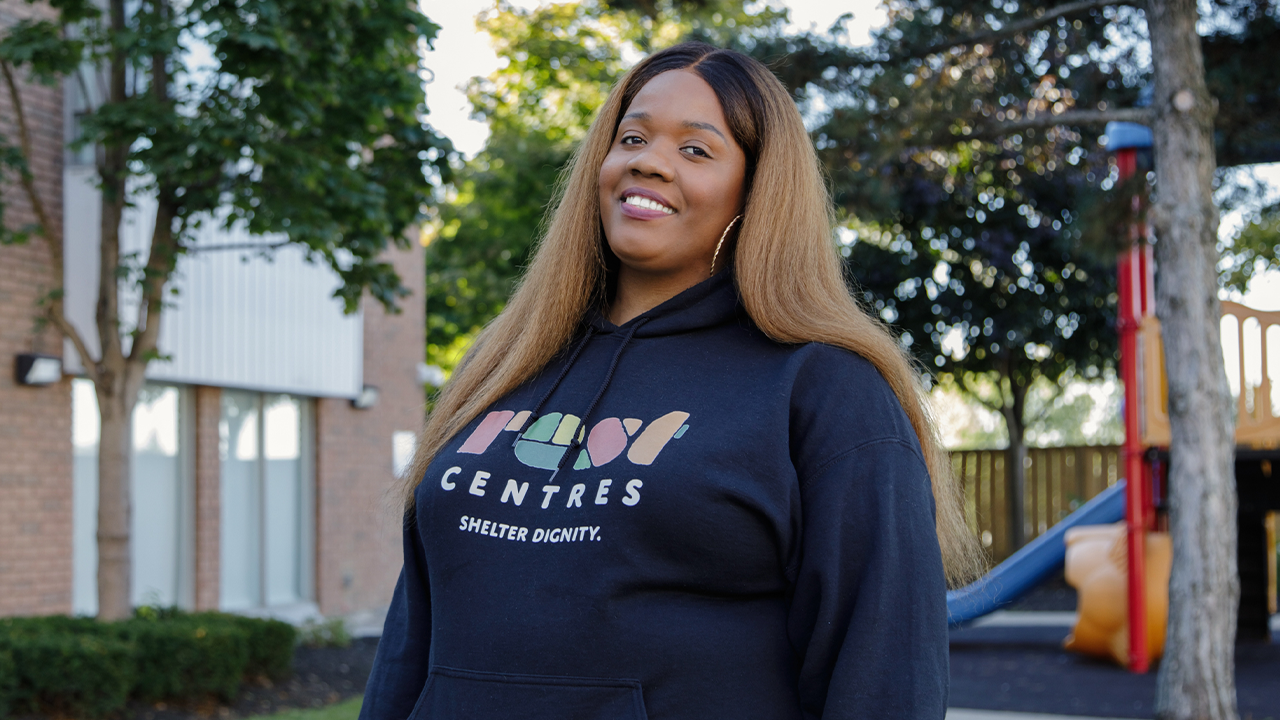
xmin=423 ymin=0 xmax=886 ymax=157
xmin=421 ymin=0 xmax=1280 ymax=311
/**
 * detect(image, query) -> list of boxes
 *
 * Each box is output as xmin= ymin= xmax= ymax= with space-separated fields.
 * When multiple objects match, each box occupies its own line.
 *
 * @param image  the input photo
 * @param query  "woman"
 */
xmin=361 ymin=42 xmax=980 ymax=720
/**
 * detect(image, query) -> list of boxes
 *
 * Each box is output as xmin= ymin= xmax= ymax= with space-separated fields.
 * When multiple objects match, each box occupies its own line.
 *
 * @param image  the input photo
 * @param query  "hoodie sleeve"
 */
xmin=786 ymin=349 xmax=948 ymax=719
xmin=358 ymin=509 xmax=432 ymax=720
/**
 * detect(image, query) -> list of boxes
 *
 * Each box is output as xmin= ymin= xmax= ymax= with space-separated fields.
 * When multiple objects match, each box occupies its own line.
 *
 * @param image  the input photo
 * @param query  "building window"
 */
xmin=72 ymin=381 xmax=194 ymax=615
xmin=219 ymin=391 xmax=314 ymax=611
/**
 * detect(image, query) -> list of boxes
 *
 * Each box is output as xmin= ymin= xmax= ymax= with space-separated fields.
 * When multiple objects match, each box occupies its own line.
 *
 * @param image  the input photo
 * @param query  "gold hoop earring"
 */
xmin=710 ymin=215 xmax=742 ymax=277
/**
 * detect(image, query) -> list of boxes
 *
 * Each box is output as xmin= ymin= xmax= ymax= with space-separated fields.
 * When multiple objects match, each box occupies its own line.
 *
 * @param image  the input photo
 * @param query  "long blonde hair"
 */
xmin=407 ymin=43 xmax=984 ymax=586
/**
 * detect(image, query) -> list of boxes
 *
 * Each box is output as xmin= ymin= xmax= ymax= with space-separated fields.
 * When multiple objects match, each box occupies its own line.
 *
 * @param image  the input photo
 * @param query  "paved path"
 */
xmin=950 ymin=612 xmax=1280 ymax=719
xmin=948 ymin=711 xmax=1131 ymax=720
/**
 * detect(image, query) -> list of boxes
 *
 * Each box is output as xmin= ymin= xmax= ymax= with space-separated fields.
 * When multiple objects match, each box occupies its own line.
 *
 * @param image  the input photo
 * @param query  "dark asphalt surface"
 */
xmin=949 ymin=576 xmax=1280 ymax=719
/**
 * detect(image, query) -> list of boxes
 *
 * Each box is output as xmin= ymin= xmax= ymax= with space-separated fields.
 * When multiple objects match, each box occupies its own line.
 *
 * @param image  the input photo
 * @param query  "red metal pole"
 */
xmin=1115 ymin=147 xmax=1150 ymax=673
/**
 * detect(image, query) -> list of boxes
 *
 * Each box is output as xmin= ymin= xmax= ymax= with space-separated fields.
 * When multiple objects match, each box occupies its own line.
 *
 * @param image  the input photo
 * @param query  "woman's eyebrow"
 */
xmin=620 ymin=111 xmax=727 ymax=143
xmin=681 ymin=120 xmax=727 ymax=142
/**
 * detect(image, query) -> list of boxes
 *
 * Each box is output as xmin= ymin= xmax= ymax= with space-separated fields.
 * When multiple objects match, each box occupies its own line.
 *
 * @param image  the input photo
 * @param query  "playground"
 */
xmin=940 ymin=125 xmax=1280 ymax=718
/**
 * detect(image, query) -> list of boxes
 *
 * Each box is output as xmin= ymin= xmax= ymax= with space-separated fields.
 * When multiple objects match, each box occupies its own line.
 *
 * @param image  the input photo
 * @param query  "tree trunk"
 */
xmin=1147 ymin=0 xmax=1240 ymax=717
xmin=90 ymin=0 xmax=136 ymax=622
xmin=1002 ymin=373 xmax=1030 ymax=549
xmin=95 ymin=387 xmax=135 ymax=620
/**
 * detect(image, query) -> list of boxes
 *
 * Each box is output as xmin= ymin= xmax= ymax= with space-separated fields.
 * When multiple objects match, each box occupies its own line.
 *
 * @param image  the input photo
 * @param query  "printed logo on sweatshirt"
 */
xmin=437 ymin=410 xmax=689 ymax=544
xmin=455 ymin=409 xmax=690 ymax=471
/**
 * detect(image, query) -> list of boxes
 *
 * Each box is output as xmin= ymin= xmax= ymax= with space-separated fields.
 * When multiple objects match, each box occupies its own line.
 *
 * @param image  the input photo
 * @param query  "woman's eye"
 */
xmin=682 ymin=146 xmax=710 ymax=158
xmin=621 ymin=135 xmax=643 ymax=145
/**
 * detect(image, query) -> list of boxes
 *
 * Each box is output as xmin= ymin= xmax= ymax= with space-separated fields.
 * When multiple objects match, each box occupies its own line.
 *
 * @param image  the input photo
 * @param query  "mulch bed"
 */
xmin=949 ymin=572 xmax=1280 ymax=719
xmin=121 ymin=638 xmax=380 ymax=720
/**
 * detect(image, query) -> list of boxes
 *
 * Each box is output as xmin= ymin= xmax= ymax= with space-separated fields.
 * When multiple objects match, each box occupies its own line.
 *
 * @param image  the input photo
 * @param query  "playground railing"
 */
xmin=951 ymin=445 xmax=1122 ymax=563
xmin=1141 ymin=301 xmax=1280 ymax=450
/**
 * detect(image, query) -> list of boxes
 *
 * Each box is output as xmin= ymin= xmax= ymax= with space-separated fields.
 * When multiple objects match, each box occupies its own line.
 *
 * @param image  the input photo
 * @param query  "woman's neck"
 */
xmin=608 ymin=265 xmax=708 ymax=325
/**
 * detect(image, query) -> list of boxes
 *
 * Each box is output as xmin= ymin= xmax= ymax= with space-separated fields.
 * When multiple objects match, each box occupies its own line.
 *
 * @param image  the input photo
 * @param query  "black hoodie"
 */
xmin=359 ymin=273 xmax=948 ymax=720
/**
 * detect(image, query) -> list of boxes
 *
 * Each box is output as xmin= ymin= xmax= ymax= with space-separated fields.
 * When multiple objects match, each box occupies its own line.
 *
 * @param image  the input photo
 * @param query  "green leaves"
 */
xmin=0 ymin=136 xmax=35 ymax=245
xmin=768 ymin=0 xmax=1132 ymax=433
xmin=0 ymin=19 xmax=86 ymax=83
xmin=1221 ymin=203 xmax=1280 ymax=293
xmin=2 ymin=0 xmax=453 ymax=313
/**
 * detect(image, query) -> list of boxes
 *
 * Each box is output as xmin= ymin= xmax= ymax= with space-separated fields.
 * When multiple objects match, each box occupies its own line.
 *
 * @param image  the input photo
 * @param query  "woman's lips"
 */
xmin=619 ymin=198 xmax=673 ymax=220
xmin=618 ymin=191 xmax=676 ymax=220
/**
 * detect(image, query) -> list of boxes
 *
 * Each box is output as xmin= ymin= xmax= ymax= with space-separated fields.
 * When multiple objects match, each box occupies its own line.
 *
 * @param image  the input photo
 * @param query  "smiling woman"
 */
xmin=363 ymin=42 xmax=982 ymax=720
xmin=598 ymin=70 xmax=747 ymax=322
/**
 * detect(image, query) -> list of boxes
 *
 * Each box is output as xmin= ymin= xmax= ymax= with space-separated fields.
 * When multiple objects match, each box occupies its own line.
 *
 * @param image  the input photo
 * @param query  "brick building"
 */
xmin=0 ymin=0 xmax=417 ymax=622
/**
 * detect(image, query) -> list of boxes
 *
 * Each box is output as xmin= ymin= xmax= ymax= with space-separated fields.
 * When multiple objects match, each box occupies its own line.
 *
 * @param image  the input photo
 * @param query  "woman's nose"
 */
xmin=626 ymin=143 xmax=674 ymax=180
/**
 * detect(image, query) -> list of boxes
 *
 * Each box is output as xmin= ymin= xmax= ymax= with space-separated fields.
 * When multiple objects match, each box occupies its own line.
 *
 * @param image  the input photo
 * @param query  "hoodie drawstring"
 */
xmin=546 ymin=319 xmax=646 ymax=484
xmin=512 ymin=326 xmax=596 ymax=448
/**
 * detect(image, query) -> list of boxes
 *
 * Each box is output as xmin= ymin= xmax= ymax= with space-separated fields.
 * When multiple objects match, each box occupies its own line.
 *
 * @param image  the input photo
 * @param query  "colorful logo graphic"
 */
xmin=457 ymin=409 xmax=690 ymax=471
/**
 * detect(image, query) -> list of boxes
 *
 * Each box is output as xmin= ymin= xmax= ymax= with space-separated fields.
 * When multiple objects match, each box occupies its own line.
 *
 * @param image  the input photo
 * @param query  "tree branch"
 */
xmin=1 ymin=60 xmax=100 ymax=382
xmin=45 ymin=306 xmax=101 ymax=384
xmin=184 ymin=240 xmax=290 ymax=253
xmin=958 ymin=107 xmax=1154 ymax=142
xmin=984 ymin=107 xmax=1154 ymax=134
xmin=909 ymin=0 xmax=1134 ymax=58
xmin=958 ymin=373 xmax=1008 ymax=414
xmin=1 ymin=61 xmax=55 ymax=246
xmin=129 ymin=203 xmax=173 ymax=366
xmin=95 ymin=0 xmax=131 ymax=371
xmin=128 ymin=0 xmax=174 ymax=370
xmin=1028 ymin=381 xmax=1068 ymax=425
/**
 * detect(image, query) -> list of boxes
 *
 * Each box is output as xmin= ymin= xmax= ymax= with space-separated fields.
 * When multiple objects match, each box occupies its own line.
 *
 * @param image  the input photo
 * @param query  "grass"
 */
xmin=242 ymin=696 xmax=363 ymax=720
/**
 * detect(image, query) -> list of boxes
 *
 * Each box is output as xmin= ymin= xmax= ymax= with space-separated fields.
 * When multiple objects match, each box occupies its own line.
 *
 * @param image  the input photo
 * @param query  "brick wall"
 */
xmin=0 ymin=0 xmax=427 ymax=620
xmin=314 ymin=241 xmax=425 ymax=616
xmin=0 ymin=0 xmax=71 ymax=616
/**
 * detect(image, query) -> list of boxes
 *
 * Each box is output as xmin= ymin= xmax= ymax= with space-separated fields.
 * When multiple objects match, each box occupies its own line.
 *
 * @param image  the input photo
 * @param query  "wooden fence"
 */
xmin=950 ymin=445 xmax=1122 ymax=562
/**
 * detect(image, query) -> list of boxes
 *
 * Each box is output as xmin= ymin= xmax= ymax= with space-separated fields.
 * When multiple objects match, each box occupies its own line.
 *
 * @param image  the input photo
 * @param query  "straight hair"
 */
xmin=404 ymin=42 xmax=984 ymax=586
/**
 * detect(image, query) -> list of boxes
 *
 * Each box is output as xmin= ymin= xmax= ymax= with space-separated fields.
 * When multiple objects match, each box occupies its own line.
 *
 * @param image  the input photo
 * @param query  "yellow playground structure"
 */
xmin=1064 ymin=300 xmax=1280 ymax=667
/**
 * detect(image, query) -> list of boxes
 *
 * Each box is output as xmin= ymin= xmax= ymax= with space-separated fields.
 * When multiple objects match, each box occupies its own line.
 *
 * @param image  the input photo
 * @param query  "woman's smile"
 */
xmin=619 ymin=188 xmax=677 ymax=218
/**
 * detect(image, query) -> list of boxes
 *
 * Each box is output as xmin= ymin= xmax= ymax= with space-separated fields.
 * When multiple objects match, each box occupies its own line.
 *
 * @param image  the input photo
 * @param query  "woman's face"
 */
xmin=598 ymin=69 xmax=747 ymax=285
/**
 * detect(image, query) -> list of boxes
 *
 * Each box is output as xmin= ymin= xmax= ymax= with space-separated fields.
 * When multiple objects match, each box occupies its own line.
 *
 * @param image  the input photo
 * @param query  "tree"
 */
xmin=762 ymin=7 xmax=1129 ymax=549
xmin=781 ymin=1 xmax=1276 ymax=716
xmin=826 ymin=113 xmax=1121 ymax=548
xmin=425 ymin=0 xmax=786 ymax=374
xmin=0 ymin=0 xmax=451 ymax=620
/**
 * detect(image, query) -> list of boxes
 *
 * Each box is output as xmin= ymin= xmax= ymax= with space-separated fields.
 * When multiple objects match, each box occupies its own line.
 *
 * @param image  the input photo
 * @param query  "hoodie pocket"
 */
xmin=408 ymin=665 xmax=648 ymax=720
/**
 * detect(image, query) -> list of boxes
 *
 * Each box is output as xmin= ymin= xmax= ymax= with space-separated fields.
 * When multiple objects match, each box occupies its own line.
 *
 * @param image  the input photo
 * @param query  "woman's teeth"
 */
xmin=624 ymin=195 xmax=675 ymax=215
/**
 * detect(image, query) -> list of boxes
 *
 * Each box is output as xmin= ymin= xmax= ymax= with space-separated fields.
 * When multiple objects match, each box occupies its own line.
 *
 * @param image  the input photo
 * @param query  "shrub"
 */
xmin=0 ymin=646 xmax=15 ymax=718
xmin=210 ymin=613 xmax=298 ymax=681
xmin=118 ymin=615 xmax=249 ymax=703
xmin=0 ymin=609 xmax=300 ymax=715
xmin=0 ymin=622 xmax=135 ymax=719
xmin=298 ymin=617 xmax=351 ymax=649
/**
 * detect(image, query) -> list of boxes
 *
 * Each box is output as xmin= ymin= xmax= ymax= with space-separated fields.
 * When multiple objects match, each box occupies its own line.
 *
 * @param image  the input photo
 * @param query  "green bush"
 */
xmin=0 ymin=609 xmax=299 ymax=715
xmin=0 ymin=622 xmax=136 ymax=719
xmin=119 ymin=615 xmax=250 ymax=702
xmin=210 ymin=613 xmax=298 ymax=681
xmin=298 ymin=617 xmax=351 ymax=649
xmin=0 ymin=646 xmax=16 ymax=718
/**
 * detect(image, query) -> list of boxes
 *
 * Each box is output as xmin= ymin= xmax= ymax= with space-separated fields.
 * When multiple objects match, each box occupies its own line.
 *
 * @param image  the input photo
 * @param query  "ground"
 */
xmin=27 ymin=579 xmax=1276 ymax=720
xmin=948 ymin=573 xmax=1280 ymax=719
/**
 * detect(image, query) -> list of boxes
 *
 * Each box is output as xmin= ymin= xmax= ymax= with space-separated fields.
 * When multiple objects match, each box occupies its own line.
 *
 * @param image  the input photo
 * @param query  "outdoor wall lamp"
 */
xmin=351 ymin=384 xmax=380 ymax=410
xmin=14 ymin=353 xmax=62 ymax=386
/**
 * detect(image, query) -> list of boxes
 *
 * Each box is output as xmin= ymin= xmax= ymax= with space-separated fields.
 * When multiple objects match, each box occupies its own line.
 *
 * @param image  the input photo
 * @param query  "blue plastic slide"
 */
xmin=946 ymin=480 xmax=1127 ymax=627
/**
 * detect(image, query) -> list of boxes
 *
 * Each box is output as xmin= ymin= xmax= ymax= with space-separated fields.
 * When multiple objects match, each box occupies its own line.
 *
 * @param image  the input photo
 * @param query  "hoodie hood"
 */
xmin=586 ymin=270 xmax=741 ymax=338
xmin=524 ymin=272 xmax=743 ymax=481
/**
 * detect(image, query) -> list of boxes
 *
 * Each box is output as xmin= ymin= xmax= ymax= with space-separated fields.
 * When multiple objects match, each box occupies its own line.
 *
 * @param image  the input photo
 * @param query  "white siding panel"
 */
xmin=63 ymin=169 xmax=363 ymax=398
